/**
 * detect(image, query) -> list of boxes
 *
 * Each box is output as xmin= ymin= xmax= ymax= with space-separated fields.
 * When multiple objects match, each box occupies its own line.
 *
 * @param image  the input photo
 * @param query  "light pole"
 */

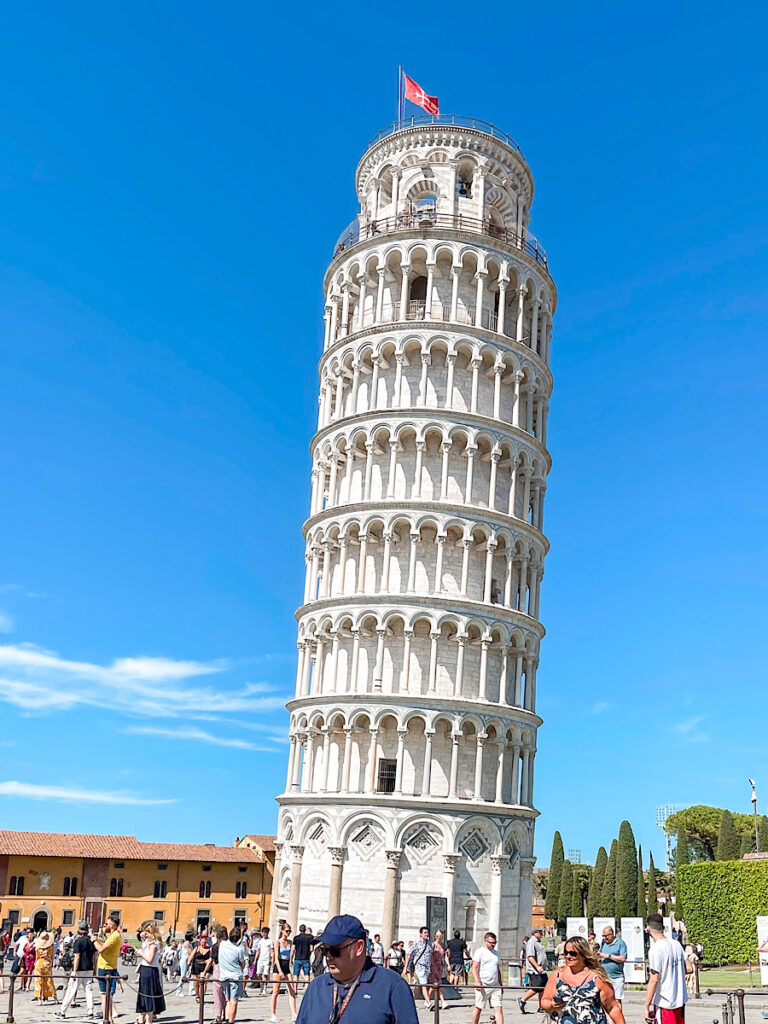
xmin=750 ymin=779 xmax=759 ymax=854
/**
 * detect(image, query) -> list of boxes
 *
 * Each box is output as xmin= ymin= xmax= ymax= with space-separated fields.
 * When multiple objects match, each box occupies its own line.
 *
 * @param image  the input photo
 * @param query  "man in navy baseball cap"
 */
xmin=295 ymin=914 xmax=417 ymax=1024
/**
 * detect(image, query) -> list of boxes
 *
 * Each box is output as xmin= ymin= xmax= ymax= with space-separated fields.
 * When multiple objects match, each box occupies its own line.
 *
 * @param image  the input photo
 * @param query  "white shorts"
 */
xmin=475 ymin=987 xmax=503 ymax=1009
xmin=610 ymin=976 xmax=625 ymax=999
xmin=415 ymin=964 xmax=429 ymax=985
xmin=257 ymin=959 xmax=271 ymax=976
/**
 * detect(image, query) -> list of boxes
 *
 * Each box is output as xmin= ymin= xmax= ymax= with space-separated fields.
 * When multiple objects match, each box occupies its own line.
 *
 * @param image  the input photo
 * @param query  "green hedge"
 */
xmin=678 ymin=860 xmax=768 ymax=961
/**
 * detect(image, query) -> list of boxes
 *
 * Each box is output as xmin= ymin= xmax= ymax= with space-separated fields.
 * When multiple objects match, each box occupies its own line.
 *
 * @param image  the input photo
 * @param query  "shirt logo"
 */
xmin=363 ymin=994 xmax=371 ymax=998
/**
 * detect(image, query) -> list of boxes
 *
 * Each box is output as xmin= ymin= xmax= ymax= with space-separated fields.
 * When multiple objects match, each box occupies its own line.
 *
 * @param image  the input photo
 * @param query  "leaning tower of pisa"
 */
xmin=271 ymin=114 xmax=555 ymax=955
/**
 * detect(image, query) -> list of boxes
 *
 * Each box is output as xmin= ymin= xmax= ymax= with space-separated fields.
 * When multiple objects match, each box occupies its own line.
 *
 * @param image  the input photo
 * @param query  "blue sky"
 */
xmin=1 ymin=1 xmax=767 ymax=869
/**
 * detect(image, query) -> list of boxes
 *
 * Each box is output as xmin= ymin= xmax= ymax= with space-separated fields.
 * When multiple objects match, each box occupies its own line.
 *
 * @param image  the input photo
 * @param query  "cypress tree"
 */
xmin=717 ymin=810 xmax=740 ymax=860
xmin=759 ymin=816 xmax=768 ymax=854
xmin=571 ymin=868 xmax=584 ymax=917
xmin=545 ymin=832 xmax=565 ymax=922
xmin=615 ymin=820 xmax=638 ymax=918
xmin=636 ymin=845 xmax=646 ymax=921
xmin=588 ymin=847 xmax=607 ymax=920
xmin=647 ymin=853 xmax=659 ymax=915
xmin=740 ymin=831 xmax=753 ymax=857
xmin=557 ymin=860 xmax=574 ymax=927
xmin=599 ymin=840 xmax=617 ymax=917
xmin=675 ymin=829 xmax=689 ymax=870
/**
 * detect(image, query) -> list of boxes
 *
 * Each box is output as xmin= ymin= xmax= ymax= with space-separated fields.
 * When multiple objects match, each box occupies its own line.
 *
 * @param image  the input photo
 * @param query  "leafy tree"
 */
xmin=666 ymin=805 xmax=754 ymax=861
xmin=558 ymin=860 xmax=574 ymax=927
xmin=717 ymin=810 xmax=741 ymax=861
xmin=599 ymin=840 xmax=617 ymax=917
xmin=616 ymin=820 xmax=638 ymax=918
xmin=676 ymin=829 xmax=690 ymax=871
xmin=759 ymin=816 xmax=768 ymax=854
xmin=545 ymin=832 xmax=565 ymax=922
xmin=741 ymin=831 xmax=754 ymax=857
xmin=637 ymin=845 xmax=646 ymax=920
xmin=588 ymin=847 xmax=607 ymax=919
xmin=647 ymin=852 xmax=659 ymax=915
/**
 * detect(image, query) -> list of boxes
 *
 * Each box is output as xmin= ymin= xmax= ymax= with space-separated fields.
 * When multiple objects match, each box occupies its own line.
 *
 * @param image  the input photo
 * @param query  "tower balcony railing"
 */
xmin=333 ymin=210 xmax=548 ymax=270
xmin=366 ymin=113 xmax=523 ymax=155
xmin=337 ymin=300 xmax=537 ymax=354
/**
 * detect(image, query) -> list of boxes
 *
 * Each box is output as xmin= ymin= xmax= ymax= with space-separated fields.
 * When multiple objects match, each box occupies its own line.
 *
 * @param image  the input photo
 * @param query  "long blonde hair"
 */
xmin=143 ymin=921 xmax=164 ymax=948
xmin=564 ymin=936 xmax=609 ymax=981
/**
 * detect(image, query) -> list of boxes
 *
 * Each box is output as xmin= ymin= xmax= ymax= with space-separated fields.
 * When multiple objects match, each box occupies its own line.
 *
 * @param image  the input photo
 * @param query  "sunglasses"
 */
xmin=564 ymin=950 xmax=581 ymax=958
xmin=320 ymin=939 xmax=357 ymax=958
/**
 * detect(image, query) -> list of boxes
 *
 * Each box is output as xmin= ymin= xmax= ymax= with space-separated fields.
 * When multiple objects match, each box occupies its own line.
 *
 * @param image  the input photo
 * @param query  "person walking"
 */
xmin=218 ymin=926 xmax=248 ymax=1024
xmin=447 ymin=930 xmax=469 ymax=987
xmin=683 ymin=945 xmax=698 ymax=997
xmin=270 ymin=922 xmax=297 ymax=1023
xmin=190 ymin=935 xmax=212 ymax=1004
xmin=209 ymin=925 xmax=229 ymax=1024
xmin=255 ymin=927 xmax=274 ymax=993
xmin=21 ymin=930 xmax=36 ymax=991
xmin=56 ymin=919 xmax=96 ymax=1020
xmin=136 ymin=921 xmax=166 ymax=1024
xmin=598 ymin=926 xmax=627 ymax=1007
xmin=411 ymin=926 xmax=434 ymax=1010
xmin=519 ymin=926 xmax=548 ymax=1013
xmin=541 ymin=936 xmax=625 ymax=1024
xmin=93 ymin=917 xmax=121 ymax=1024
xmin=292 ymin=924 xmax=315 ymax=987
xmin=176 ymin=931 xmax=195 ymax=996
xmin=386 ymin=940 xmax=405 ymax=974
xmin=294 ymin=914 xmax=418 ymax=1024
xmin=371 ymin=933 xmax=386 ymax=967
xmin=472 ymin=931 xmax=504 ymax=1024
xmin=428 ymin=930 xmax=448 ymax=1011
xmin=644 ymin=913 xmax=690 ymax=1024
xmin=33 ymin=930 xmax=58 ymax=1004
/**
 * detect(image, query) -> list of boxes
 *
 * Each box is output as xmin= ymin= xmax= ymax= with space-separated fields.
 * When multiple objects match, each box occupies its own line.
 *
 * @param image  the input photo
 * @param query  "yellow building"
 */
xmin=0 ymin=831 xmax=274 ymax=937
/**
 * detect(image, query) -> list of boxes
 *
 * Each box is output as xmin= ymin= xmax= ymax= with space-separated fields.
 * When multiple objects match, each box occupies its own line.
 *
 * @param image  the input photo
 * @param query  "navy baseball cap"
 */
xmin=316 ymin=914 xmax=367 ymax=946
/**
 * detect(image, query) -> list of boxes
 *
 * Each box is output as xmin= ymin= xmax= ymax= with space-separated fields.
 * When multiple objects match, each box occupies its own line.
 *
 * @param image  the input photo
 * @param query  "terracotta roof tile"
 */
xmin=0 ymin=831 xmax=263 ymax=863
xmin=239 ymin=835 xmax=276 ymax=853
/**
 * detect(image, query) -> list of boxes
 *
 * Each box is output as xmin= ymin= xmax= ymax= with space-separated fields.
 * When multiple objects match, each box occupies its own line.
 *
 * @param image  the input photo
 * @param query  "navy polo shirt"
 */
xmin=295 ymin=958 xmax=418 ymax=1024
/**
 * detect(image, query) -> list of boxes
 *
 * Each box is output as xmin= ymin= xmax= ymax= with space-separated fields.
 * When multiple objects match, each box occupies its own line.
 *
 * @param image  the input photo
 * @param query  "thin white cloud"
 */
xmin=0 ymin=611 xmax=14 ymax=633
xmin=0 ymin=644 xmax=286 ymax=718
xmin=591 ymin=701 xmax=611 ymax=715
xmin=0 ymin=780 xmax=174 ymax=805
xmin=124 ymin=725 xmax=278 ymax=752
xmin=672 ymin=715 xmax=705 ymax=734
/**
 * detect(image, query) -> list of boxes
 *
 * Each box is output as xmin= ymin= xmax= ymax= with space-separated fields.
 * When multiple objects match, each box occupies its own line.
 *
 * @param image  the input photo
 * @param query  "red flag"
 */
xmin=403 ymin=73 xmax=439 ymax=116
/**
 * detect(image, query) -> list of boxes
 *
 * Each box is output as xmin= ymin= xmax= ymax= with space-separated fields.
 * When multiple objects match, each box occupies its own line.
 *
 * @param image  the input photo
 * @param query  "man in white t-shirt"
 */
xmin=255 ymin=927 xmax=274 ymax=995
xmin=371 ymin=934 xmax=385 ymax=967
xmin=644 ymin=913 xmax=690 ymax=1024
xmin=472 ymin=931 xmax=503 ymax=1024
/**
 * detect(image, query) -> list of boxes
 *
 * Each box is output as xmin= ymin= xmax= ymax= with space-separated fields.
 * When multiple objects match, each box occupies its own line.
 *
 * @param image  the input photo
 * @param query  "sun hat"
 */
xmin=37 ymin=931 xmax=54 ymax=949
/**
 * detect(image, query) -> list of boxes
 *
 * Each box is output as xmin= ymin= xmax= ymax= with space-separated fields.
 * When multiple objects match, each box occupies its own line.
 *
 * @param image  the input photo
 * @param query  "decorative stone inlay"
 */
xmin=403 ymin=824 xmax=440 ymax=864
xmin=349 ymin=822 xmax=383 ymax=861
xmin=460 ymin=830 xmax=490 ymax=863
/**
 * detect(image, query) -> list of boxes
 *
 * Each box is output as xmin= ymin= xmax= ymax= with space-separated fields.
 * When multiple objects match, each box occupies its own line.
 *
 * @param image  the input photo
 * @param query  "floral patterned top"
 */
xmin=554 ymin=970 xmax=607 ymax=1024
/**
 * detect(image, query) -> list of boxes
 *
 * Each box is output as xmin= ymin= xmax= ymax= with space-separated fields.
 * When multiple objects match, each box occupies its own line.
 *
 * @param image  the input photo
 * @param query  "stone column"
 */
xmin=413 ymin=442 xmax=425 ymax=498
xmin=445 ymin=355 xmax=456 ymax=408
xmin=419 ymin=352 xmax=431 ymax=405
xmin=349 ymin=629 xmax=361 ymax=693
xmin=531 ymin=299 xmax=540 ymax=355
xmin=450 ymin=266 xmax=461 ymax=321
xmin=381 ymin=531 xmax=393 ymax=592
xmin=401 ymin=630 xmax=413 ymax=692
xmin=489 ymin=855 xmax=505 ymax=936
xmin=454 ymin=635 xmax=466 ymax=696
xmin=449 ymin=734 xmax=460 ymax=798
xmin=269 ymin=841 xmax=284 ymax=931
xmin=370 ymin=358 xmax=381 ymax=409
xmin=364 ymin=728 xmax=379 ymax=794
xmin=320 ymin=727 xmax=332 ymax=792
xmin=427 ymin=632 xmax=440 ymax=695
xmin=387 ymin=442 xmax=398 ymax=498
xmin=440 ymin=443 xmax=451 ymax=499
xmin=488 ymin=451 xmax=500 ymax=510
xmin=327 ymin=847 xmax=346 ymax=919
xmin=394 ymin=729 xmax=406 ymax=794
xmin=434 ymin=534 xmax=445 ymax=593
xmin=473 ymin=734 xmax=486 ymax=800
xmin=483 ymin=543 xmax=496 ymax=602
xmin=470 ymin=358 xmax=481 ymax=413
xmin=443 ymin=854 xmax=461 ymax=937
xmin=341 ymin=728 xmax=353 ymax=793
xmin=286 ymin=845 xmax=305 ymax=929
xmin=399 ymin=266 xmax=410 ymax=319
xmin=382 ymin=850 xmax=402 ymax=951
xmin=508 ymin=458 xmax=518 ymax=515
xmin=465 ymin=446 xmax=476 ymax=504
xmin=291 ymin=737 xmax=303 ymax=791
xmin=497 ymin=281 xmax=507 ymax=335
xmin=495 ymin=742 xmax=505 ymax=803
xmin=474 ymin=271 xmax=487 ymax=328
xmin=407 ymin=532 xmax=419 ymax=592
xmin=375 ymin=268 xmax=386 ymax=324
xmin=478 ymin=639 xmax=490 ymax=701
xmin=512 ymin=372 xmax=523 ymax=428
xmin=425 ymin=263 xmax=435 ymax=320
xmin=394 ymin=354 xmax=404 ymax=405
xmin=363 ymin=443 xmax=375 ymax=501
xmin=510 ymin=744 xmax=521 ymax=803
xmin=421 ymin=731 xmax=434 ymax=796
xmin=515 ymin=286 xmax=526 ymax=343
xmin=517 ymin=858 xmax=536 ymax=952
xmin=373 ymin=629 xmax=386 ymax=692
xmin=460 ymin=538 xmax=471 ymax=596
xmin=357 ymin=535 xmax=368 ymax=592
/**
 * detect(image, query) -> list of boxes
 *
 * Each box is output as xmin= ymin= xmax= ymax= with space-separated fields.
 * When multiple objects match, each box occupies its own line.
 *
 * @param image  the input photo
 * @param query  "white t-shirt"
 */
xmin=371 ymin=941 xmax=385 ymax=964
xmin=649 ymin=937 xmax=688 ymax=1009
xmin=15 ymin=934 xmax=28 ymax=957
xmin=473 ymin=945 xmax=501 ymax=986
xmin=257 ymin=937 xmax=274 ymax=962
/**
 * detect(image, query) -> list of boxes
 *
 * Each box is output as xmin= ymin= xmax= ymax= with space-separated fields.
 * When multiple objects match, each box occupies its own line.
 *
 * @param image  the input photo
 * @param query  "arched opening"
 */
xmin=33 ymin=908 xmax=51 ymax=931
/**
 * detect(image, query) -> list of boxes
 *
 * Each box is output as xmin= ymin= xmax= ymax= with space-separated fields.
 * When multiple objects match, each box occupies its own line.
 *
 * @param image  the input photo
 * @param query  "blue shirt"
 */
xmin=295 ymin=958 xmax=418 ymax=1024
xmin=599 ymin=938 xmax=627 ymax=979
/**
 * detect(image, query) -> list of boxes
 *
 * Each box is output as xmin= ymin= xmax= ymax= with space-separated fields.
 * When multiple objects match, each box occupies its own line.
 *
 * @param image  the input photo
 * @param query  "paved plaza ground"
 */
xmin=2 ymin=982 xmax=767 ymax=1024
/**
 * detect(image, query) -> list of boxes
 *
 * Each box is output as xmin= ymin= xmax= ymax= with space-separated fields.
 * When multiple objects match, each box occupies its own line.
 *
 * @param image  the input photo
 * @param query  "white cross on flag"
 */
xmin=404 ymin=73 xmax=439 ymax=116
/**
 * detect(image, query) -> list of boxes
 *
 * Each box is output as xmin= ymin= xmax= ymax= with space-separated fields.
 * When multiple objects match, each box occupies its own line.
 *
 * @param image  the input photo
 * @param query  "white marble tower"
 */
xmin=272 ymin=114 xmax=555 ymax=956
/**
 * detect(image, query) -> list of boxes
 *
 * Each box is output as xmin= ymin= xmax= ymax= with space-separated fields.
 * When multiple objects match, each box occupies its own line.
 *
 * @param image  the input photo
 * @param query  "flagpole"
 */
xmin=397 ymin=65 xmax=403 ymax=124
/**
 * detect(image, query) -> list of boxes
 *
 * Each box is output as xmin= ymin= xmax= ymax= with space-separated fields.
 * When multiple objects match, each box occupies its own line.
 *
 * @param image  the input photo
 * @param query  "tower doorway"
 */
xmin=33 ymin=908 xmax=51 ymax=931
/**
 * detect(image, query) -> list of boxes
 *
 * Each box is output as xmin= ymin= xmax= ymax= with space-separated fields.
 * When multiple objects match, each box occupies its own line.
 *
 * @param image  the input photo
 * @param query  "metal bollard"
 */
xmin=433 ymin=982 xmax=440 ymax=1023
xmin=694 ymin=960 xmax=701 ymax=999
xmin=7 ymin=973 xmax=16 ymax=1024
xmin=735 ymin=989 xmax=746 ymax=1024
xmin=198 ymin=980 xmax=205 ymax=1024
xmin=105 ymin=977 xmax=112 ymax=1023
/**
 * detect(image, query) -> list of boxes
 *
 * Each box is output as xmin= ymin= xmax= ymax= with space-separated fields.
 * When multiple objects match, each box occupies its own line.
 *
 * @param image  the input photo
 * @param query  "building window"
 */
xmin=237 ymin=866 xmax=247 ymax=873
xmin=110 ymin=877 xmax=124 ymax=898
xmin=63 ymin=876 xmax=78 ymax=897
xmin=199 ymin=881 xmax=211 ymax=898
xmin=114 ymin=862 xmax=125 ymax=869
xmin=235 ymin=881 xmax=247 ymax=899
xmin=9 ymin=875 xmax=24 ymax=896
xmin=62 ymin=910 xmax=75 ymax=927
xmin=233 ymin=911 xmax=248 ymax=928
xmin=153 ymin=910 xmax=166 ymax=923
xmin=202 ymin=864 xmax=212 ymax=872
xmin=157 ymin=863 xmax=167 ymax=871
xmin=153 ymin=880 xmax=167 ymax=899
xmin=376 ymin=759 xmax=397 ymax=793
xmin=110 ymin=909 xmax=123 ymax=927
